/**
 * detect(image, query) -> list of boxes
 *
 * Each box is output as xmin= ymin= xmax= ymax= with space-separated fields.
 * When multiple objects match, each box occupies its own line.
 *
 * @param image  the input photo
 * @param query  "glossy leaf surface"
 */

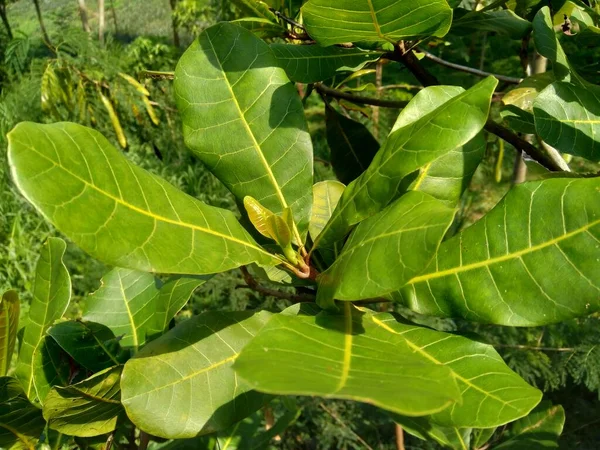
xmin=271 ymin=44 xmax=381 ymax=83
xmin=121 ymin=311 xmax=271 ymax=439
xmin=47 ymin=321 xmax=129 ymax=373
xmin=7 ymin=122 xmax=277 ymax=275
xmin=326 ymin=106 xmax=380 ymax=185
xmin=314 ymin=78 xmax=497 ymax=251
xmin=174 ymin=23 xmax=313 ymax=240
xmin=317 ymin=191 xmax=455 ymax=306
xmin=302 ymin=0 xmax=453 ymax=46
xmin=534 ymin=82 xmax=600 ymax=162
xmin=0 ymin=291 xmax=19 ymax=376
xmin=236 ymin=307 xmax=540 ymax=426
xmin=83 ymin=269 xmax=205 ymax=350
xmin=43 ymin=366 xmax=123 ymax=437
xmin=15 ymin=238 xmax=71 ymax=407
xmin=0 ymin=377 xmax=45 ymax=450
xmin=397 ymin=178 xmax=600 ymax=326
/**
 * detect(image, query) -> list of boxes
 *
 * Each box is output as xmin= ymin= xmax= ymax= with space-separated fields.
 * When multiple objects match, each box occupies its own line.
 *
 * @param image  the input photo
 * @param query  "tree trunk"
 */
xmin=0 ymin=2 xmax=13 ymax=39
xmin=32 ymin=0 xmax=51 ymax=44
xmin=76 ymin=0 xmax=91 ymax=33
xmin=109 ymin=0 xmax=118 ymax=33
xmin=98 ymin=0 xmax=105 ymax=44
xmin=169 ymin=0 xmax=180 ymax=48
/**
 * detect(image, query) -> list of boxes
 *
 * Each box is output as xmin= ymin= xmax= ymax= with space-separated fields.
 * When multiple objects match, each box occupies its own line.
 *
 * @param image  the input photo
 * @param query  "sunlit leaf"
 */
xmin=309 ymin=181 xmax=345 ymax=243
xmin=0 ymin=291 xmax=19 ymax=376
xmin=174 ymin=23 xmax=313 ymax=242
xmin=7 ymin=122 xmax=278 ymax=275
xmin=232 ymin=18 xmax=286 ymax=39
xmin=121 ymin=311 xmax=272 ymax=439
xmin=396 ymin=178 xmax=600 ymax=326
xmin=302 ymin=0 xmax=453 ymax=46
xmin=15 ymin=238 xmax=71 ymax=407
xmin=0 ymin=377 xmax=45 ymax=450
xmin=43 ymin=366 xmax=123 ymax=438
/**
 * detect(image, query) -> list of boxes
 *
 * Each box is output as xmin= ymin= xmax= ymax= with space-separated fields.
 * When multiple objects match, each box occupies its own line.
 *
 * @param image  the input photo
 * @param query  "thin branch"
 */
xmin=418 ymin=49 xmax=523 ymax=84
xmin=139 ymin=70 xmax=175 ymax=80
xmin=315 ymin=82 xmax=408 ymax=109
xmin=239 ymin=266 xmax=315 ymax=303
xmin=319 ymin=403 xmax=375 ymax=450
xmin=138 ymin=432 xmax=150 ymax=450
xmin=494 ymin=344 xmax=576 ymax=352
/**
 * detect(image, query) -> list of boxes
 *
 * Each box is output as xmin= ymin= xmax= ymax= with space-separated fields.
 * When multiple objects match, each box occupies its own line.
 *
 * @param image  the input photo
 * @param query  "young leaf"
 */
xmin=266 ymin=214 xmax=292 ymax=249
xmin=326 ymin=106 xmax=380 ymax=185
xmin=313 ymin=77 xmax=497 ymax=252
xmin=302 ymin=0 xmax=453 ymax=46
xmin=534 ymin=82 xmax=600 ymax=162
xmin=495 ymin=401 xmax=565 ymax=449
xmin=317 ymin=191 xmax=456 ymax=307
xmin=174 ymin=23 xmax=313 ymax=242
xmin=7 ymin=122 xmax=278 ymax=275
xmin=235 ymin=305 xmax=462 ymax=417
xmin=397 ymin=177 xmax=600 ymax=326
xmin=0 ymin=291 xmax=19 ymax=376
xmin=15 ymin=238 xmax=71 ymax=407
xmin=83 ymin=269 xmax=205 ymax=350
xmin=0 ymin=376 xmax=46 ymax=449
xmin=270 ymin=44 xmax=382 ymax=83
xmin=121 ymin=311 xmax=272 ymax=439
xmin=47 ymin=321 xmax=129 ymax=373
xmin=244 ymin=196 xmax=276 ymax=240
xmin=43 ymin=366 xmax=124 ymax=437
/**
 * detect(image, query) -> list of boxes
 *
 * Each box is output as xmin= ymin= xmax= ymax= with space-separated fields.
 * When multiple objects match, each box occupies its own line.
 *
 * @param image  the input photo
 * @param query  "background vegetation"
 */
xmin=1 ymin=0 xmax=599 ymax=448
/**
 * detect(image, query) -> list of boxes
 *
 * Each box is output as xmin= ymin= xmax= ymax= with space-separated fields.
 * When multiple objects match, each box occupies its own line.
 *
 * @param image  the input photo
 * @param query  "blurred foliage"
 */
xmin=1 ymin=0 xmax=600 ymax=448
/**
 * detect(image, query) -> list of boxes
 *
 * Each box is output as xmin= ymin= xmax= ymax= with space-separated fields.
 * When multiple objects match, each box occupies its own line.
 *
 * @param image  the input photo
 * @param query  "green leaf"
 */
xmin=235 ymin=305 xmax=462 ymax=417
xmin=231 ymin=0 xmax=279 ymax=22
xmin=503 ymin=73 xmax=555 ymax=111
xmin=313 ymin=78 xmax=497 ymax=252
xmin=495 ymin=401 xmax=565 ymax=449
xmin=232 ymin=18 xmax=286 ymax=39
xmin=174 ymin=23 xmax=313 ymax=242
xmin=302 ymin=0 xmax=453 ymax=46
xmin=7 ymin=122 xmax=277 ymax=275
xmin=121 ymin=311 xmax=272 ymax=439
xmin=270 ymin=44 xmax=382 ymax=83
xmin=316 ymin=191 xmax=456 ymax=307
xmin=0 ymin=377 xmax=45 ymax=450
xmin=325 ymin=106 xmax=380 ymax=185
xmin=43 ymin=366 xmax=123 ymax=438
xmin=471 ymin=427 xmax=497 ymax=449
xmin=83 ymin=269 xmax=205 ymax=350
xmin=396 ymin=177 xmax=600 ymax=326
xmin=533 ymin=82 xmax=600 ymax=162
xmin=309 ymin=181 xmax=345 ymax=242
xmin=15 ymin=238 xmax=71 ymax=407
xmin=47 ymin=321 xmax=129 ymax=373
xmin=452 ymin=9 xmax=532 ymax=38
xmin=0 ymin=291 xmax=19 ymax=376
xmin=393 ymin=415 xmax=471 ymax=450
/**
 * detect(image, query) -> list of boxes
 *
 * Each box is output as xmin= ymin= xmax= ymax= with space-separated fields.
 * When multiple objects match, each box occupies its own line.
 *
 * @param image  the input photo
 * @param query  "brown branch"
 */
xmin=419 ymin=49 xmax=523 ymax=84
xmin=315 ymin=83 xmax=408 ymax=109
xmin=239 ymin=267 xmax=315 ymax=303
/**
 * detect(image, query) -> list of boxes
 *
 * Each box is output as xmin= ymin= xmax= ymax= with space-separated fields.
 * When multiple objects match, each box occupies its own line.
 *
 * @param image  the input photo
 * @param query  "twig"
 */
xmin=138 ymin=432 xmax=150 ymax=450
xmin=418 ymin=49 xmax=523 ymax=84
xmin=239 ymin=267 xmax=315 ymax=303
xmin=139 ymin=70 xmax=175 ymax=80
xmin=494 ymin=344 xmax=576 ymax=352
xmin=319 ymin=403 xmax=374 ymax=450
xmin=395 ymin=424 xmax=405 ymax=450
xmin=105 ymin=432 xmax=115 ymax=450
xmin=315 ymin=82 xmax=408 ymax=109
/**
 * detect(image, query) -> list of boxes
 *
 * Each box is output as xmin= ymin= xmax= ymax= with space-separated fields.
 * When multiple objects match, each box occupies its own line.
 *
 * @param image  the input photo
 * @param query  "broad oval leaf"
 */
xmin=317 ymin=191 xmax=456 ymax=307
xmin=235 ymin=305 xmax=462 ymax=417
xmin=302 ymin=0 xmax=453 ymax=46
xmin=326 ymin=106 xmax=380 ymax=185
xmin=0 ymin=291 xmax=19 ymax=376
xmin=121 ymin=311 xmax=272 ymax=439
xmin=313 ymin=77 xmax=497 ymax=251
xmin=43 ymin=366 xmax=124 ymax=438
xmin=83 ymin=269 xmax=205 ymax=350
xmin=397 ymin=177 xmax=600 ymax=326
xmin=495 ymin=401 xmax=565 ymax=449
xmin=7 ymin=122 xmax=277 ymax=275
xmin=174 ymin=23 xmax=313 ymax=241
xmin=47 ymin=321 xmax=129 ymax=373
xmin=15 ymin=237 xmax=71 ymax=406
xmin=0 ymin=376 xmax=45 ymax=450
xmin=534 ymin=82 xmax=600 ymax=162
xmin=271 ymin=44 xmax=382 ymax=83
